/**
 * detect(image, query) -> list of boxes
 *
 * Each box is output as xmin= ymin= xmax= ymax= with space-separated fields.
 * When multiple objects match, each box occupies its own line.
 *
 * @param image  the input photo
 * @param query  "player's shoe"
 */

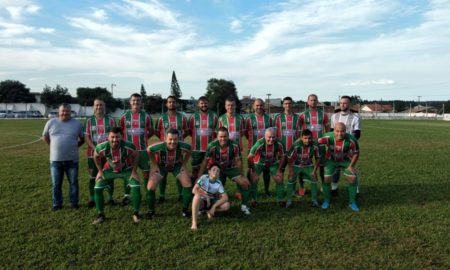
xmin=250 ymin=200 xmax=258 ymax=208
xmin=311 ymin=200 xmax=320 ymax=208
xmin=146 ymin=211 xmax=156 ymax=219
xmin=321 ymin=201 xmax=330 ymax=210
xmin=278 ymin=201 xmax=287 ymax=208
xmin=122 ymin=196 xmax=131 ymax=206
xmin=92 ymin=214 xmax=105 ymax=225
xmin=158 ymin=197 xmax=165 ymax=204
xmin=108 ymin=199 xmax=116 ymax=206
xmin=285 ymin=201 xmax=293 ymax=208
xmin=132 ymin=212 xmax=141 ymax=223
xmin=52 ymin=205 xmax=62 ymax=211
xmin=240 ymin=205 xmax=251 ymax=215
xmin=349 ymin=202 xmax=360 ymax=212
xmin=182 ymin=208 xmax=192 ymax=218
xmin=87 ymin=200 xmax=95 ymax=208
xmin=234 ymin=192 xmax=242 ymax=201
xmin=331 ymin=189 xmax=339 ymax=197
xmin=298 ymin=188 xmax=306 ymax=197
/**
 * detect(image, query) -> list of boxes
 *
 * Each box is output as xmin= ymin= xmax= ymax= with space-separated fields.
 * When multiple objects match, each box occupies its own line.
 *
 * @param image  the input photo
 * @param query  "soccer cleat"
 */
xmin=349 ymin=202 xmax=360 ymax=212
xmin=331 ymin=189 xmax=339 ymax=197
xmin=122 ymin=196 xmax=131 ymax=206
xmin=234 ymin=192 xmax=242 ymax=201
xmin=92 ymin=214 xmax=105 ymax=225
xmin=182 ymin=208 xmax=192 ymax=218
xmin=52 ymin=205 xmax=62 ymax=211
xmin=278 ymin=201 xmax=287 ymax=208
xmin=146 ymin=211 xmax=156 ymax=219
xmin=158 ymin=197 xmax=166 ymax=204
xmin=285 ymin=201 xmax=293 ymax=208
xmin=321 ymin=201 xmax=330 ymax=209
xmin=241 ymin=205 xmax=251 ymax=215
xmin=311 ymin=200 xmax=320 ymax=208
xmin=87 ymin=200 xmax=95 ymax=208
xmin=132 ymin=212 xmax=141 ymax=223
xmin=108 ymin=199 xmax=116 ymax=206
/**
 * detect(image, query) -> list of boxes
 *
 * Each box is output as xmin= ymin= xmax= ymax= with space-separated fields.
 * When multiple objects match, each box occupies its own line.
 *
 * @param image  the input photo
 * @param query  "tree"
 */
xmin=144 ymin=93 xmax=164 ymax=114
xmin=0 ymin=80 xmax=36 ymax=103
xmin=76 ymin=87 xmax=121 ymax=113
xmin=41 ymin=85 xmax=73 ymax=108
xmin=140 ymin=84 xmax=147 ymax=101
xmin=205 ymin=78 xmax=241 ymax=115
xmin=170 ymin=71 xmax=182 ymax=99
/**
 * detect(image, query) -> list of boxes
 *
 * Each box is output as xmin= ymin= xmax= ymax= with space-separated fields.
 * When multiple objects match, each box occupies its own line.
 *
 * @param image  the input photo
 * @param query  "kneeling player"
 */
xmin=286 ymin=129 xmax=320 ymax=208
xmin=92 ymin=127 xmax=142 ymax=224
xmin=191 ymin=163 xmax=230 ymax=230
xmin=146 ymin=128 xmax=193 ymax=218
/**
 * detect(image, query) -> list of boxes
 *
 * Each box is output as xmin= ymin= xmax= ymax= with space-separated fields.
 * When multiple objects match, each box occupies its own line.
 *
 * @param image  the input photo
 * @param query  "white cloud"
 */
xmin=4 ymin=3 xmax=39 ymax=21
xmin=91 ymin=8 xmax=108 ymax=21
xmin=120 ymin=0 xmax=182 ymax=29
xmin=345 ymin=80 xmax=396 ymax=86
xmin=229 ymin=18 xmax=243 ymax=33
xmin=38 ymin=27 xmax=54 ymax=34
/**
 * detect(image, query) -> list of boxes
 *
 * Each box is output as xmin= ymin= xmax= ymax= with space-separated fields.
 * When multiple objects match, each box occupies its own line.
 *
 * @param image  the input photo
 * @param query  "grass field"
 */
xmin=1 ymin=119 xmax=449 ymax=269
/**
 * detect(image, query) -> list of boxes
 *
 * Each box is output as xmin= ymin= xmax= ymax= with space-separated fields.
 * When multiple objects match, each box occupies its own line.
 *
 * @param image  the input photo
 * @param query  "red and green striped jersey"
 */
xmin=148 ymin=141 xmax=191 ymax=171
xmin=287 ymin=140 xmax=320 ymax=167
xmin=245 ymin=113 xmax=272 ymax=149
xmin=299 ymin=108 xmax=329 ymax=140
xmin=155 ymin=111 xmax=188 ymax=140
xmin=317 ymin=132 xmax=359 ymax=162
xmin=205 ymin=140 xmax=241 ymax=170
xmin=84 ymin=115 xmax=116 ymax=157
xmin=274 ymin=112 xmax=300 ymax=151
xmin=95 ymin=140 xmax=136 ymax=173
xmin=248 ymin=137 xmax=284 ymax=167
xmin=217 ymin=113 xmax=245 ymax=150
xmin=120 ymin=110 xmax=153 ymax=151
xmin=189 ymin=110 xmax=218 ymax=152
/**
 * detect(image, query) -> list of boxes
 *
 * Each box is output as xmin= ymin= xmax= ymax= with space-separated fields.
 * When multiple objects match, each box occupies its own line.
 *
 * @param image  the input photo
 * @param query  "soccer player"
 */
xmin=286 ymin=129 xmax=321 ymax=208
xmin=299 ymin=94 xmax=329 ymax=195
xmin=318 ymin=123 xmax=360 ymax=212
xmin=330 ymin=96 xmax=361 ymax=196
xmin=146 ymin=129 xmax=192 ymax=218
xmin=245 ymin=98 xmax=273 ymax=196
xmin=92 ymin=127 xmax=142 ymax=224
xmin=247 ymin=128 xmax=285 ymax=207
xmin=155 ymin=96 xmax=189 ymax=203
xmin=198 ymin=127 xmax=251 ymax=215
xmin=84 ymin=98 xmax=116 ymax=208
xmin=191 ymin=163 xmax=230 ymax=230
xmin=188 ymin=96 xmax=218 ymax=183
xmin=119 ymin=93 xmax=154 ymax=205
xmin=217 ymin=97 xmax=245 ymax=151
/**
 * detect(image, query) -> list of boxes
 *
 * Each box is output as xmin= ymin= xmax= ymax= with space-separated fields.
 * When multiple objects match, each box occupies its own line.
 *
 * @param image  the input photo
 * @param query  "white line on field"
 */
xmin=0 ymin=134 xmax=42 ymax=150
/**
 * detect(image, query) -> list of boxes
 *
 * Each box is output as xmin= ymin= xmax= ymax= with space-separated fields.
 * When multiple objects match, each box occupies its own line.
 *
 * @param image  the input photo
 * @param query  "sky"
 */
xmin=0 ymin=0 xmax=449 ymax=102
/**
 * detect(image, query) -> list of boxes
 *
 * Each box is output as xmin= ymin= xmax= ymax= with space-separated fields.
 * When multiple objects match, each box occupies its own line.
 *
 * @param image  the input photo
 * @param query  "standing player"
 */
xmin=188 ymin=96 xmax=218 ymax=184
xmin=84 ymin=98 xmax=116 ymax=207
xmin=245 ymin=98 xmax=273 ymax=196
xmin=92 ymin=127 xmax=142 ymax=224
xmin=217 ymin=97 xmax=245 ymax=151
xmin=191 ymin=163 xmax=230 ymax=230
xmin=146 ymin=129 xmax=192 ymax=218
xmin=155 ymin=95 xmax=189 ymax=202
xmin=198 ymin=127 xmax=251 ymax=215
xmin=286 ymin=129 xmax=321 ymax=208
xmin=247 ymin=128 xmax=285 ymax=207
xmin=119 ymin=93 xmax=154 ymax=205
xmin=330 ymin=96 xmax=361 ymax=196
xmin=318 ymin=123 xmax=360 ymax=212
xmin=299 ymin=94 xmax=329 ymax=195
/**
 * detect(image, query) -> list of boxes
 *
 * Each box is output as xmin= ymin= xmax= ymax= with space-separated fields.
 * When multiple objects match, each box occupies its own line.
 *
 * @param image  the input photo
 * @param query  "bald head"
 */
xmin=334 ymin=122 xmax=346 ymax=140
xmin=265 ymin=127 xmax=277 ymax=145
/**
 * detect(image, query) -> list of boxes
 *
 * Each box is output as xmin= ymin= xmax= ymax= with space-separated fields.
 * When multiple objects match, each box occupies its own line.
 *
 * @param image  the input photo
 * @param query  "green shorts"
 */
xmin=324 ymin=160 xmax=357 ymax=177
xmin=191 ymin=151 xmax=206 ymax=168
xmin=318 ymin=145 xmax=326 ymax=166
xmin=95 ymin=169 xmax=141 ymax=189
xmin=254 ymin=163 xmax=279 ymax=176
xmin=291 ymin=166 xmax=316 ymax=182
xmin=138 ymin=150 xmax=150 ymax=172
xmin=157 ymin=164 xmax=183 ymax=178
xmin=221 ymin=167 xmax=241 ymax=181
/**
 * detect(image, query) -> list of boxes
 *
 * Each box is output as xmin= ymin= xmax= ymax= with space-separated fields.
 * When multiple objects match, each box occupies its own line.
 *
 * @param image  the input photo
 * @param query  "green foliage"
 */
xmin=0 ymin=80 xmax=36 ymax=103
xmin=170 ymin=71 xmax=182 ymax=99
xmin=140 ymin=84 xmax=147 ymax=101
xmin=205 ymin=78 xmax=242 ymax=115
xmin=144 ymin=94 xmax=164 ymax=114
xmin=40 ymin=84 xmax=73 ymax=108
xmin=76 ymin=87 xmax=121 ymax=113
xmin=1 ymin=120 xmax=450 ymax=268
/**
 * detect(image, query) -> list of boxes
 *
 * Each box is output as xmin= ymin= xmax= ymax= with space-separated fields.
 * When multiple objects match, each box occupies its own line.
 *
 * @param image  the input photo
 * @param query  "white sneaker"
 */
xmin=241 ymin=205 xmax=251 ymax=215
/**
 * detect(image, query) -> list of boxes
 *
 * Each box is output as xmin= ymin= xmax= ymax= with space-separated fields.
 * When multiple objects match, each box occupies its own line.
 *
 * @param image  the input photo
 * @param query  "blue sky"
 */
xmin=1 ymin=0 xmax=449 ymax=102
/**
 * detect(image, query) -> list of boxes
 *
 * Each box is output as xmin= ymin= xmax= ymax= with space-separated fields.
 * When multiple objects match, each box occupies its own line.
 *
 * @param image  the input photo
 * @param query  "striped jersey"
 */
xmin=189 ymin=110 xmax=218 ymax=152
xmin=84 ymin=115 xmax=116 ymax=157
xmin=95 ymin=140 xmax=136 ymax=173
xmin=248 ymin=137 xmax=284 ymax=167
xmin=299 ymin=108 xmax=329 ymax=140
xmin=330 ymin=112 xmax=361 ymax=135
xmin=148 ymin=141 xmax=191 ymax=171
xmin=197 ymin=174 xmax=225 ymax=198
xmin=317 ymin=132 xmax=359 ymax=162
xmin=119 ymin=110 xmax=153 ymax=151
xmin=156 ymin=111 xmax=188 ymax=140
xmin=217 ymin=113 xmax=245 ymax=150
xmin=205 ymin=140 xmax=241 ymax=170
xmin=274 ymin=112 xmax=300 ymax=151
xmin=287 ymin=140 xmax=320 ymax=167
xmin=245 ymin=113 xmax=272 ymax=149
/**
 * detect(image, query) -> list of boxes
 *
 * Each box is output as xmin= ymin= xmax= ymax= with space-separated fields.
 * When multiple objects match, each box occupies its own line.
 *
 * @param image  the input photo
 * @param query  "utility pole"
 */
xmin=111 ymin=83 xmax=116 ymax=97
xmin=418 ymin=95 xmax=421 ymax=105
xmin=266 ymin=93 xmax=272 ymax=116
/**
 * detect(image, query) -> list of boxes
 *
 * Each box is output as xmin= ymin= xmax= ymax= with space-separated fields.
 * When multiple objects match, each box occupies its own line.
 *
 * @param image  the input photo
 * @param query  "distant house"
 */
xmin=361 ymin=103 xmax=393 ymax=113
xmin=240 ymin=96 xmax=255 ymax=113
xmin=401 ymin=105 xmax=437 ymax=113
xmin=31 ymin=92 xmax=41 ymax=103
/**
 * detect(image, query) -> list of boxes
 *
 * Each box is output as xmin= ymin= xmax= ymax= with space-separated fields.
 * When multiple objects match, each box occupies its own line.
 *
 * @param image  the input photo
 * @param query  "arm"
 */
xmin=347 ymin=152 xmax=359 ymax=174
xmin=43 ymin=135 xmax=50 ymax=145
xmin=235 ymin=157 xmax=244 ymax=176
xmin=130 ymin=149 xmax=140 ymax=180
xmin=78 ymin=136 xmax=85 ymax=147
xmin=93 ymin=151 xmax=104 ymax=179
xmin=182 ymin=148 xmax=191 ymax=168
xmin=353 ymin=130 xmax=361 ymax=140
xmin=148 ymin=149 xmax=160 ymax=175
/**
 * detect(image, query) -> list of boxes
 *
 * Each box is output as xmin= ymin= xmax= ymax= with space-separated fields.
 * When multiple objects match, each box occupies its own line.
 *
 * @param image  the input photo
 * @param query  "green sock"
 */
xmin=348 ymin=182 xmax=357 ymax=204
xmin=130 ymin=186 xmax=141 ymax=213
xmin=263 ymin=170 xmax=270 ymax=193
xmin=88 ymin=177 xmax=95 ymax=201
xmin=286 ymin=180 xmax=296 ymax=202
xmin=310 ymin=181 xmax=318 ymax=202
xmin=147 ymin=189 xmax=156 ymax=211
xmin=108 ymin=180 xmax=114 ymax=201
xmin=323 ymin=183 xmax=331 ymax=203
xmin=182 ymin=187 xmax=193 ymax=209
xmin=159 ymin=177 xmax=167 ymax=198
xmin=276 ymin=182 xmax=285 ymax=202
xmin=94 ymin=187 xmax=104 ymax=214
xmin=237 ymin=185 xmax=250 ymax=206
xmin=250 ymin=182 xmax=258 ymax=201
xmin=123 ymin=178 xmax=130 ymax=197
xmin=176 ymin=180 xmax=183 ymax=198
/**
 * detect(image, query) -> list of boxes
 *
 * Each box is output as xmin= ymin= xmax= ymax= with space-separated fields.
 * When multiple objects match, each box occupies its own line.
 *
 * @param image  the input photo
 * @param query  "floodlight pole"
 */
xmin=266 ymin=93 xmax=271 ymax=116
xmin=111 ymin=83 xmax=116 ymax=97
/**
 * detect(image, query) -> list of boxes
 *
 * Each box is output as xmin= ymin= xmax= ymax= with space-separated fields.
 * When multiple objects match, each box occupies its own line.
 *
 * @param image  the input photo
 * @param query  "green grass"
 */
xmin=1 ymin=119 xmax=449 ymax=269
